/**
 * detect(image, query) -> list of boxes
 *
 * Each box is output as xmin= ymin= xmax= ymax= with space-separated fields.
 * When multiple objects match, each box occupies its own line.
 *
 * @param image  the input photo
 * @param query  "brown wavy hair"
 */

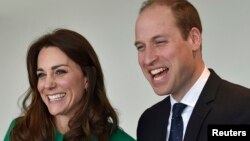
xmin=10 ymin=29 xmax=118 ymax=141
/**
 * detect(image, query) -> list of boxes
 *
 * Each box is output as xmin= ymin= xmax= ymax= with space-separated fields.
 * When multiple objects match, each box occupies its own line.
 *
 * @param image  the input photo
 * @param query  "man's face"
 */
xmin=135 ymin=5 xmax=196 ymax=96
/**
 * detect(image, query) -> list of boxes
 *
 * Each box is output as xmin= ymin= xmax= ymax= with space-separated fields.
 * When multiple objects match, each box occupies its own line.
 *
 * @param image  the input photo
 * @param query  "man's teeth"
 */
xmin=48 ymin=93 xmax=65 ymax=101
xmin=150 ymin=68 xmax=166 ymax=75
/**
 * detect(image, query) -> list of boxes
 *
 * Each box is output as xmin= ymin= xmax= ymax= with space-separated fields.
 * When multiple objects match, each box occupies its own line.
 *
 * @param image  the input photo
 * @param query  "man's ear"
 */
xmin=189 ymin=27 xmax=202 ymax=51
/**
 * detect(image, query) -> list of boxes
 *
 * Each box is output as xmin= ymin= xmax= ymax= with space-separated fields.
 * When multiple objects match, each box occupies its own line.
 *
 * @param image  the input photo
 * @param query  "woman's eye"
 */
xmin=55 ymin=69 xmax=67 ymax=75
xmin=37 ymin=73 xmax=45 ymax=79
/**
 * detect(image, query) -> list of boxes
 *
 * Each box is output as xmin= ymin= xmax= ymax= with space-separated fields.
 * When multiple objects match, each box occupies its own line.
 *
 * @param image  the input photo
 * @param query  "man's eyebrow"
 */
xmin=152 ymin=35 xmax=166 ymax=41
xmin=134 ymin=35 xmax=167 ymax=46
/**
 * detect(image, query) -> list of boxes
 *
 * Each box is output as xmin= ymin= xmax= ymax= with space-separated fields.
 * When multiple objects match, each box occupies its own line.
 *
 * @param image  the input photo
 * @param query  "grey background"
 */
xmin=1 ymin=0 xmax=250 ymax=139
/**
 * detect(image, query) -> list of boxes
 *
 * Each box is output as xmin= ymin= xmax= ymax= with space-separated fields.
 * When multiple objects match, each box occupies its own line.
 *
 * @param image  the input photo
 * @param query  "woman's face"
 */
xmin=37 ymin=47 xmax=88 ymax=119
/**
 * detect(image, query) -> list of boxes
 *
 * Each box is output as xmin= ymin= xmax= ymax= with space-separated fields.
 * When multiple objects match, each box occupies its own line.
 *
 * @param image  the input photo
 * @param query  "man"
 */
xmin=134 ymin=0 xmax=250 ymax=141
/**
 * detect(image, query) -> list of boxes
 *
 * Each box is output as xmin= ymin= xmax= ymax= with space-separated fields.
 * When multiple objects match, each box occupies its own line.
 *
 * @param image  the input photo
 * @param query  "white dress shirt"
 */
xmin=166 ymin=67 xmax=210 ymax=141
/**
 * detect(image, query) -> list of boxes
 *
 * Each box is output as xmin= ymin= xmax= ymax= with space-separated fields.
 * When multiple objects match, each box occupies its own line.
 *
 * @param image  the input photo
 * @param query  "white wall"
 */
xmin=1 ymin=0 xmax=250 ymax=139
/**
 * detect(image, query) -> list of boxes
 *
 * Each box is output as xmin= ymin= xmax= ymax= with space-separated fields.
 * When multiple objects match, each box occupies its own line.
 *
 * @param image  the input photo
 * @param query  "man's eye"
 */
xmin=136 ymin=46 xmax=143 ymax=51
xmin=156 ymin=40 xmax=167 ymax=46
xmin=136 ymin=45 xmax=145 ymax=51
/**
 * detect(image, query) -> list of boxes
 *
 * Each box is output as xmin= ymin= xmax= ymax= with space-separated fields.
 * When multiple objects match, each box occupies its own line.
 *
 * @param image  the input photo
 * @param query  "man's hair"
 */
xmin=139 ymin=0 xmax=202 ymax=40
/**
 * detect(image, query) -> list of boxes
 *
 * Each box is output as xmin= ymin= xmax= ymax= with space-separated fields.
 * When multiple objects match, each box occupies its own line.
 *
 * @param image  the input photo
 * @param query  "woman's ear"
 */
xmin=84 ymin=77 xmax=88 ymax=89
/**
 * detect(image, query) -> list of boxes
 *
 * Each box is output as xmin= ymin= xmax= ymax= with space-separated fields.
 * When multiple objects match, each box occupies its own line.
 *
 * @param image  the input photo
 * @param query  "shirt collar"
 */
xmin=170 ymin=66 xmax=210 ymax=108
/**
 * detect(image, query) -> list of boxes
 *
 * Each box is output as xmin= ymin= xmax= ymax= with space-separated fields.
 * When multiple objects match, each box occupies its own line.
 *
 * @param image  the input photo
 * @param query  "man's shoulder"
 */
xmin=137 ymin=97 xmax=170 ymax=141
xmin=209 ymin=69 xmax=250 ymax=93
xmin=148 ymin=96 xmax=170 ymax=110
xmin=221 ymin=79 xmax=250 ymax=94
xmin=207 ymin=69 xmax=250 ymax=99
xmin=140 ymin=96 xmax=170 ymax=119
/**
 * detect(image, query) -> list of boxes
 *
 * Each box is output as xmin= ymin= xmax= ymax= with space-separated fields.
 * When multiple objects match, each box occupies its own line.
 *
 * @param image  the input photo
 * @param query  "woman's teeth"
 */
xmin=48 ymin=93 xmax=65 ymax=101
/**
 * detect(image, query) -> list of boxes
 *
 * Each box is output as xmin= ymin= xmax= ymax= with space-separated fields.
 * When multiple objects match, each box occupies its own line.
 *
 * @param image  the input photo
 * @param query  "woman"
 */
xmin=4 ymin=29 xmax=135 ymax=141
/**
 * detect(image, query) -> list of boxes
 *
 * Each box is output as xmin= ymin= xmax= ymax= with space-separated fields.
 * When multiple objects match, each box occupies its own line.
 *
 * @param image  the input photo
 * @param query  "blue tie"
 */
xmin=168 ymin=103 xmax=187 ymax=141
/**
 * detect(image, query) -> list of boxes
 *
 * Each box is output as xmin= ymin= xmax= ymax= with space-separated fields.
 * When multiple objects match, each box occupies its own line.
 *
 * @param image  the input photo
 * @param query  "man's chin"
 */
xmin=154 ymin=89 xmax=170 ymax=96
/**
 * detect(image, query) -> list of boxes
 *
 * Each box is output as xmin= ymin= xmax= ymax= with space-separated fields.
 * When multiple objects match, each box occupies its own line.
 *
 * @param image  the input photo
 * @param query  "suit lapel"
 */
xmin=184 ymin=69 xmax=222 ymax=141
xmin=159 ymin=97 xmax=171 ymax=141
xmin=184 ymin=102 xmax=211 ymax=141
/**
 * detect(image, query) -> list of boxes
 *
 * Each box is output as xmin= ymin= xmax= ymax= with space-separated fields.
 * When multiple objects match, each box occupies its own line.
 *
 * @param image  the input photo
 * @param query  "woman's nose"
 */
xmin=44 ymin=75 xmax=56 ymax=90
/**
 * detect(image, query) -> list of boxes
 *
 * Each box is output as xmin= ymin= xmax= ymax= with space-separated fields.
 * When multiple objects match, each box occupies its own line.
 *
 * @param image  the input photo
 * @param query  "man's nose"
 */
xmin=144 ymin=46 xmax=157 ymax=66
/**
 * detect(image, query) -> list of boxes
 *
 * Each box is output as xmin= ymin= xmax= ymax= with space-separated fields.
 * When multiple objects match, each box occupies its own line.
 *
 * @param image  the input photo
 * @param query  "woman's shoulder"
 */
xmin=109 ymin=127 xmax=136 ymax=141
xmin=4 ymin=118 xmax=18 ymax=141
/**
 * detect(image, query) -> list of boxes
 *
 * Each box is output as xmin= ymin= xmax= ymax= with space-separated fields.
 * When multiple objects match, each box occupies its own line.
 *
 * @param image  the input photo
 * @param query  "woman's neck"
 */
xmin=54 ymin=115 xmax=70 ymax=134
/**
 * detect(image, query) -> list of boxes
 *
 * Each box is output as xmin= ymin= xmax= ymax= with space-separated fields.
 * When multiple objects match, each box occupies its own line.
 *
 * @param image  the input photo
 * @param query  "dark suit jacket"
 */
xmin=137 ymin=69 xmax=250 ymax=141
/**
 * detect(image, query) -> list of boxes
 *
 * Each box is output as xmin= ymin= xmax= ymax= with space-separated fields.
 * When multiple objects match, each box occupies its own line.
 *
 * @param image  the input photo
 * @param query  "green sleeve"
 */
xmin=109 ymin=128 xmax=136 ymax=141
xmin=4 ymin=119 xmax=16 ymax=141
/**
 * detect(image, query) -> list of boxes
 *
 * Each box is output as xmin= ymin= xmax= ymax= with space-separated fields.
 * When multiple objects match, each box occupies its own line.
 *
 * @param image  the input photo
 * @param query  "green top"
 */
xmin=4 ymin=119 xmax=136 ymax=141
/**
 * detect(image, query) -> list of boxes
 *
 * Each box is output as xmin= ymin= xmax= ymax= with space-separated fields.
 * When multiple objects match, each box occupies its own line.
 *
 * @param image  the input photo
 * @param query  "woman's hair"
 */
xmin=10 ymin=29 xmax=118 ymax=141
xmin=139 ymin=0 xmax=202 ymax=40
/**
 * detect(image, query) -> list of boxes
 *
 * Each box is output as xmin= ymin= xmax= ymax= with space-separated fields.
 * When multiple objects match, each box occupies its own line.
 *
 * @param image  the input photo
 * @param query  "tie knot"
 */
xmin=172 ymin=103 xmax=187 ymax=117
